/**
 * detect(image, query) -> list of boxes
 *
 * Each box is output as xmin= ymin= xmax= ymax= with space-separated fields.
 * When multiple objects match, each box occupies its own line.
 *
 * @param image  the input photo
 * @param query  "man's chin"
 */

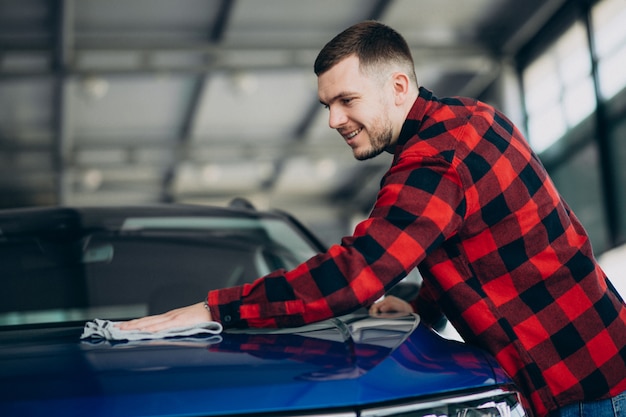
xmin=354 ymin=147 xmax=384 ymax=161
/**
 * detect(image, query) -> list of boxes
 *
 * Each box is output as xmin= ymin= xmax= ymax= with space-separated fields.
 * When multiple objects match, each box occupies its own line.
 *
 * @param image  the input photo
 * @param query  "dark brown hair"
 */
xmin=314 ymin=21 xmax=417 ymax=85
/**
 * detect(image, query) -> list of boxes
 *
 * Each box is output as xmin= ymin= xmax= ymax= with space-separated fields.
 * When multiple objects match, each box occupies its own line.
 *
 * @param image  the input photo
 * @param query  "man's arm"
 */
xmin=121 ymin=154 xmax=465 ymax=332
xmin=207 ymin=154 xmax=466 ymax=329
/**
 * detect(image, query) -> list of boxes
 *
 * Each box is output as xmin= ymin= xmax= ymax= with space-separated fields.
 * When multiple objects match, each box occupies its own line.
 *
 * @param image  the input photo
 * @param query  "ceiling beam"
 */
xmin=0 ymin=44 xmax=494 ymax=79
xmin=161 ymin=0 xmax=236 ymax=202
xmin=502 ymin=0 xmax=570 ymax=55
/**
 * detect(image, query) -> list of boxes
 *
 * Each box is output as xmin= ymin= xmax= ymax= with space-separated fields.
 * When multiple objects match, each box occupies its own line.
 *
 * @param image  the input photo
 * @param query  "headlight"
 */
xmin=360 ymin=388 xmax=527 ymax=417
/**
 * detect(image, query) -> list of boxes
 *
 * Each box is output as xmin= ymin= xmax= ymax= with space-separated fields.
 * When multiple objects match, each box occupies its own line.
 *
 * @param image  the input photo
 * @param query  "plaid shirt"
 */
xmin=209 ymin=87 xmax=626 ymax=416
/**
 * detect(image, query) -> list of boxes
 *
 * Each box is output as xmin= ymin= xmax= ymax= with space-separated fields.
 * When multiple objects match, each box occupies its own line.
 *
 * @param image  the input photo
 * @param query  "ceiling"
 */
xmin=0 ymin=0 xmax=568 ymax=230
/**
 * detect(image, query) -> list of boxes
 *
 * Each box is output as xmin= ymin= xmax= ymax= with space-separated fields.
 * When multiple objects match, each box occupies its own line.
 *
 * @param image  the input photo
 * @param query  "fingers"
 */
xmin=369 ymin=295 xmax=414 ymax=316
xmin=369 ymin=300 xmax=387 ymax=315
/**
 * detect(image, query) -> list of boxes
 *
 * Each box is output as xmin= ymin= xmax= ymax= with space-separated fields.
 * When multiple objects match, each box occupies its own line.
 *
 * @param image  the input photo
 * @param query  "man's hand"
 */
xmin=117 ymin=302 xmax=212 ymax=333
xmin=369 ymin=295 xmax=414 ymax=316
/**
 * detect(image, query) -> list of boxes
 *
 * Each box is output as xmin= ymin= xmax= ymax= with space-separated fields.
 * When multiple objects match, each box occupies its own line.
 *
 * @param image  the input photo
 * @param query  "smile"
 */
xmin=344 ymin=128 xmax=362 ymax=140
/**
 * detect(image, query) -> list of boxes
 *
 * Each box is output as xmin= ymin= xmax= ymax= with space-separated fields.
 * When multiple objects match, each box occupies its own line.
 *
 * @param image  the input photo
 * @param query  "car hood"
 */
xmin=0 ymin=314 xmax=508 ymax=417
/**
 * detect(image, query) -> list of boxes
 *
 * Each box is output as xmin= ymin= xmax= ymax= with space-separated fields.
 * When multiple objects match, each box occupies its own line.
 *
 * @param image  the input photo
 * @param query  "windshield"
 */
xmin=0 ymin=215 xmax=319 ymax=327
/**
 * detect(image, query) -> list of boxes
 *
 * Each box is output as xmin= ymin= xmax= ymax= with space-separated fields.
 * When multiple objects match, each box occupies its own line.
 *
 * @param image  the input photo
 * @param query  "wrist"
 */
xmin=202 ymin=299 xmax=213 ymax=320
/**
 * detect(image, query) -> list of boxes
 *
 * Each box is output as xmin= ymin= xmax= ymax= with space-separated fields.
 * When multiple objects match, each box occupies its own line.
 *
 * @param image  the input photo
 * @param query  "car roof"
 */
xmin=0 ymin=203 xmax=288 ymax=234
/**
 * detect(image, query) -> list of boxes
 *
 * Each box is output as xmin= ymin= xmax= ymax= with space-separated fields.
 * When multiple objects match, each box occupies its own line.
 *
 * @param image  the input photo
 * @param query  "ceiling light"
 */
xmin=79 ymin=75 xmax=109 ymax=101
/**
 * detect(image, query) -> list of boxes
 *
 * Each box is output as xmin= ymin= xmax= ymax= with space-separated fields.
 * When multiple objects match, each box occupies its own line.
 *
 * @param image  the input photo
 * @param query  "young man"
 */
xmin=121 ymin=21 xmax=626 ymax=417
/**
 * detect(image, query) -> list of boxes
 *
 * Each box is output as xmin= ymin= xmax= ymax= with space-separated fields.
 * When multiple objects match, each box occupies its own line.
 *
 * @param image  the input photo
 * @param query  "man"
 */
xmin=121 ymin=21 xmax=626 ymax=417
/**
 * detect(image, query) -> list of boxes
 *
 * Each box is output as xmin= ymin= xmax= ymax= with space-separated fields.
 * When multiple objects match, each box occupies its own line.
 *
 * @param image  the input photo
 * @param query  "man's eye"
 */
xmin=342 ymin=98 xmax=353 ymax=104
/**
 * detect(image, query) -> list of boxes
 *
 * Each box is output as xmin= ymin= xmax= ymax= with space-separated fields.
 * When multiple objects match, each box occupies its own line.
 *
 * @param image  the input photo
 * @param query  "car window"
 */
xmin=0 ymin=216 xmax=319 ymax=327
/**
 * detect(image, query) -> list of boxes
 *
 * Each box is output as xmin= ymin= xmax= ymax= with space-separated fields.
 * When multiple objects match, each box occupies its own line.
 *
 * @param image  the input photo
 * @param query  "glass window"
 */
xmin=592 ymin=0 xmax=626 ymax=99
xmin=562 ymin=78 xmax=595 ymax=126
xmin=549 ymin=143 xmax=608 ymax=253
xmin=0 ymin=215 xmax=320 ymax=326
xmin=609 ymin=113 xmax=626 ymax=250
xmin=523 ymin=22 xmax=595 ymax=153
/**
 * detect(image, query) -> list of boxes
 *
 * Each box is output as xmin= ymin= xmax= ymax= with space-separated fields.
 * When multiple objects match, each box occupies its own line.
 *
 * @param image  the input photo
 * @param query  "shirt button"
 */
xmin=223 ymin=315 xmax=231 ymax=322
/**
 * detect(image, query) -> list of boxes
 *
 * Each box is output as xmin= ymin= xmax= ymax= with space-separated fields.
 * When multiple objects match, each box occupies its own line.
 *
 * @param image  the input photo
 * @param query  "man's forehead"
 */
xmin=317 ymin=56 xmax=365 ymax=100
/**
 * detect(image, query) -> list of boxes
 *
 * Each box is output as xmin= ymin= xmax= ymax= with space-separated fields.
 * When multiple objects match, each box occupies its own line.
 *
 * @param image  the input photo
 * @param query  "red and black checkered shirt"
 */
xmin=209 ymin=87 xmax=626 ymax=416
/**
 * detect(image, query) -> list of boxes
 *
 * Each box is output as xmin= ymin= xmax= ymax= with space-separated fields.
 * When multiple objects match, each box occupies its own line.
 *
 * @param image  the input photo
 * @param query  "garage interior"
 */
xmin=1 ymin=0 xmax=625 ymax=290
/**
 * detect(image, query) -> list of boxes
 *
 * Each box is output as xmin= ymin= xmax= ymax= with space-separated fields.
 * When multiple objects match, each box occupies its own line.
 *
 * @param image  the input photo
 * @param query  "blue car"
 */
xmin=0 ymin=202 xmax=529 ymax=416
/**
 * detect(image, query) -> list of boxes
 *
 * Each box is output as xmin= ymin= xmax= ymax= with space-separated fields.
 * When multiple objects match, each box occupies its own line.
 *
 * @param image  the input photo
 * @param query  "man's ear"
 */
xmin=391 ymin=72 xmax=411 ymax=106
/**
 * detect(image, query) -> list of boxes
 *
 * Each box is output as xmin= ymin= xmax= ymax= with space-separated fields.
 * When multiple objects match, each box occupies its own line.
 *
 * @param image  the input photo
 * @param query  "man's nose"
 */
xmin=328 ymin=106 xmax=347 ymax=129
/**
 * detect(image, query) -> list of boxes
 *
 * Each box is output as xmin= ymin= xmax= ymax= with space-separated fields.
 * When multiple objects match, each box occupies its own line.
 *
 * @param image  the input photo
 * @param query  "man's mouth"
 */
xmin=343 ymin=128 xmax=362 ymax=140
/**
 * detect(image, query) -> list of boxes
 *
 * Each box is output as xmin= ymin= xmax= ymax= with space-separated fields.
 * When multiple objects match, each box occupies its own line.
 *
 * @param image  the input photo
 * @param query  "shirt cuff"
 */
xmin=208 ymin=286 xmax=245 ymax=328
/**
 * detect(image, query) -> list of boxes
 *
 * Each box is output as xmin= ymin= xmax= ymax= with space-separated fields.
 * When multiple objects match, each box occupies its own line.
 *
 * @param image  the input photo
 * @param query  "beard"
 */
xmin=353 ymin=122 xmax=393 ymax=161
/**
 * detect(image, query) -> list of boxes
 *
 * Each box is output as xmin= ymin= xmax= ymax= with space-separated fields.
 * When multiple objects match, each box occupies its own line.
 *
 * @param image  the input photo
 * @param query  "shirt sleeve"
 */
xmin=208 ymin=151 xmax=467 ymax=328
